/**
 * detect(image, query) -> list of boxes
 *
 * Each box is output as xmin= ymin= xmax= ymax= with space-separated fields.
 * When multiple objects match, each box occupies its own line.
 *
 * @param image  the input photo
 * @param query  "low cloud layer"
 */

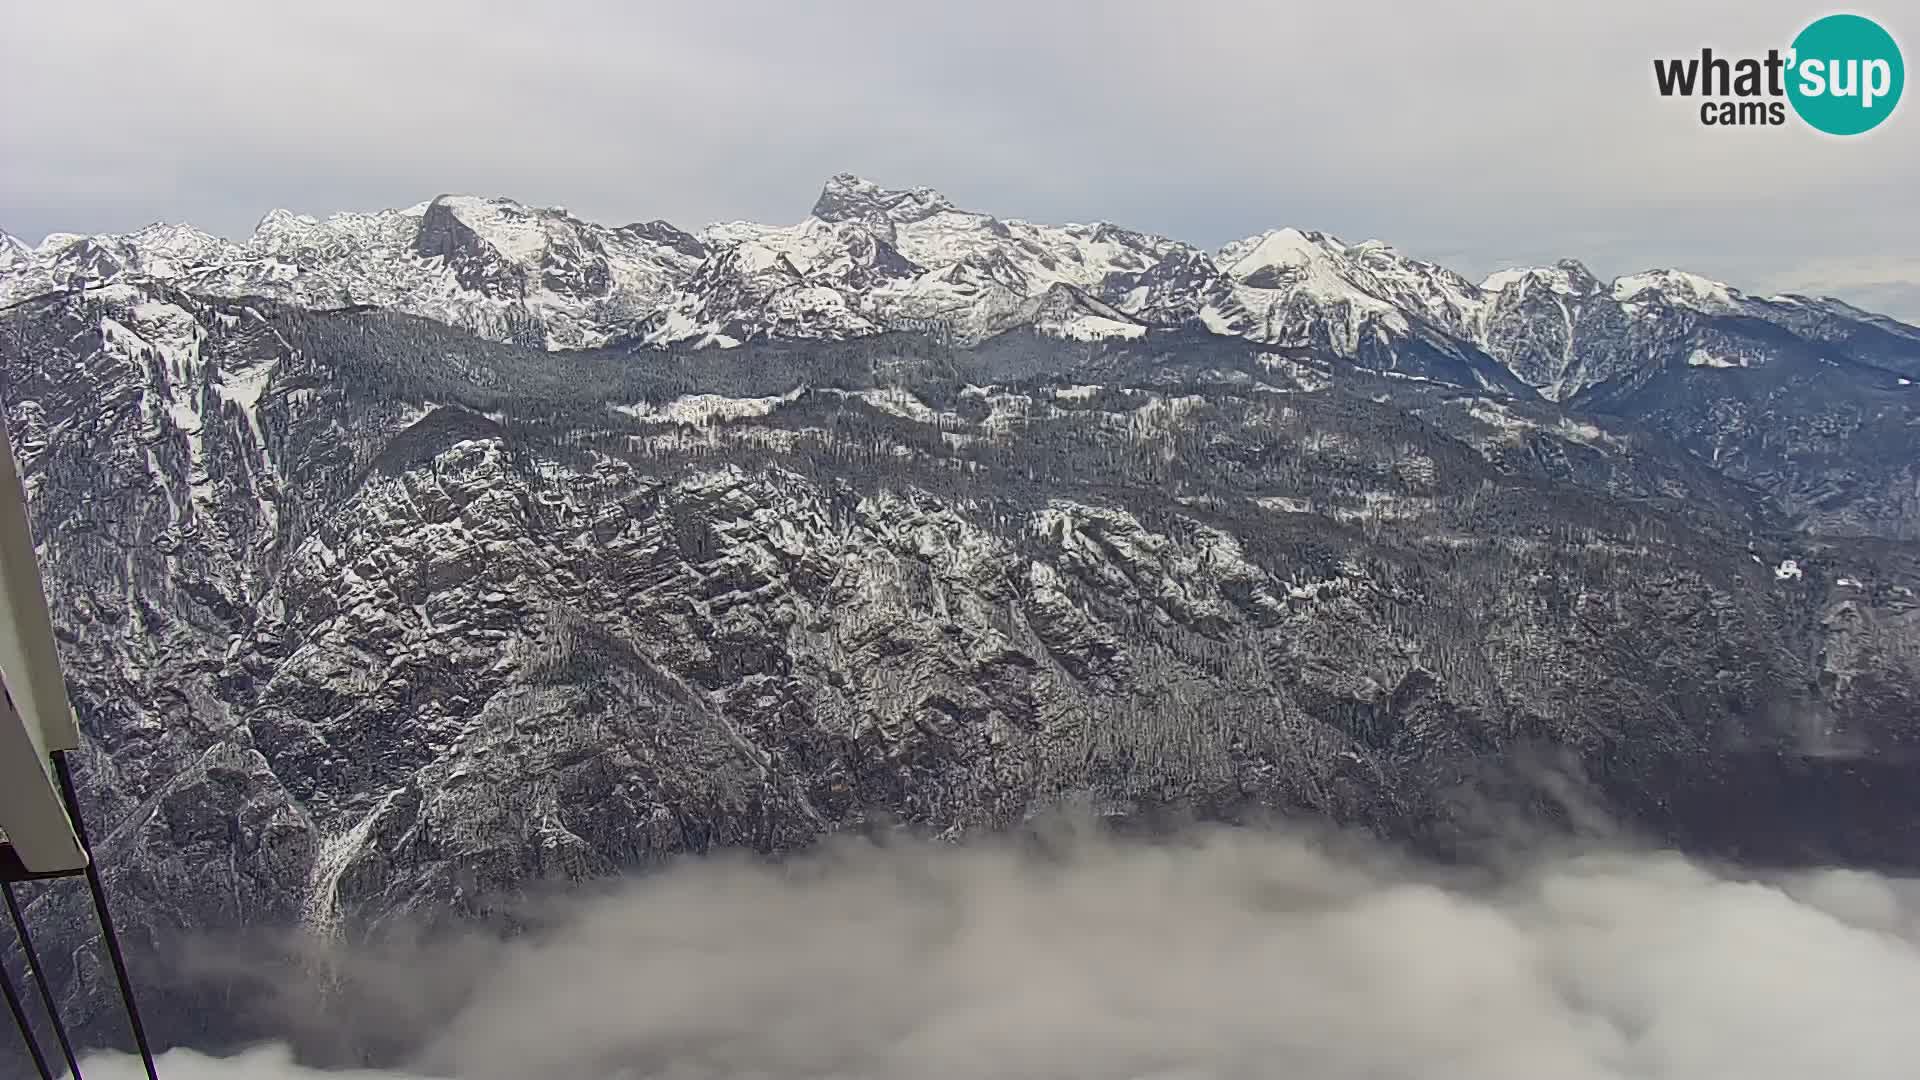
xmin=78 ymin=824 xmax=1920 ymax=1080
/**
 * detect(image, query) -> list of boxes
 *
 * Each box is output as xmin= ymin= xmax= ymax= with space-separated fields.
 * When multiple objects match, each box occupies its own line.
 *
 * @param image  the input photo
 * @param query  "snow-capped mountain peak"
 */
xmin=1480 ymin=259 xmax=1601 ymax=298
xmin=0 ymin=228 xmax=31 ymax=273
xmin=117 ymin=221 xmax=234 ymax=263
xmin=248 ymin=202 xmax=428 ymax=261
xmin=1210 ymin=227 xmax=1427 ymax=352
xmin=811 ymin=173 xmax=958 ymax=225
xmin=1611 ymin=268 xmax=1741 ymax=311
xmin=253 ymin=206 xmax=317 ymax=233
xmin=33 ymin=231 xmax=88 ymax=256
xmin=1553 ymin=258 xmax=1602 ymax=293
xmin=631 ymin=175 xmax=1194 ymax=350
xmin=1218 ymin=227 xmax=1344 ymax=280
xmin=424 ymin=194 xmax=562 ymax=261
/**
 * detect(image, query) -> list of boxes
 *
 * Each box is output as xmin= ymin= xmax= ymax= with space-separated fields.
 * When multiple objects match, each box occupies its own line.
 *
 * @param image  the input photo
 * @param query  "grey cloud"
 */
xmin=3 ymin=0 xmax=1917 ymax=314
xmin=77 ymin=824 xmax=1920 ymax=1080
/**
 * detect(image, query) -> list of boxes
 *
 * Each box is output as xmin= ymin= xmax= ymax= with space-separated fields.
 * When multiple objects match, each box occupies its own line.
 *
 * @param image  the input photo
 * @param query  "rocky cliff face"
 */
xmin=3 ymin=184 xmax=1920 ymax=1065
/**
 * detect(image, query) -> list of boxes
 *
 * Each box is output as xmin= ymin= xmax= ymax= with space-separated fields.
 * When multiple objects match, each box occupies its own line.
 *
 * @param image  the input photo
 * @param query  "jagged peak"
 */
xmin=250 ymin=199 xmax=434 ymax=245
xmin=1481 ymin=261 xmax=1601 ymax=297
xmin=1067 ymin=221 xmax=1165 ymax=249
xmin=811 ymin=173 xmax=957 ymax=225
xmin=418 ymin=195 xmax=569 ymax=265
xmin=1217 ymin=227 xmax=1346 ymax=278
xmin=1553 ymin=258 xmax=1600 ymax=291
xmin=117 ymin=221 xmax=236 ymax=263
xmin=253 ymin=207 xmax=320 ymax=233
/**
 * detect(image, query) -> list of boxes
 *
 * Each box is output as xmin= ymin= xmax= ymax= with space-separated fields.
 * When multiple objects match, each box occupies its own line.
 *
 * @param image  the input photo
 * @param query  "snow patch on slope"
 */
xmin=613 ymin=389 xmax=801 ymax=426
xmin=1688 ymin=348 xmax=1747 ymax=369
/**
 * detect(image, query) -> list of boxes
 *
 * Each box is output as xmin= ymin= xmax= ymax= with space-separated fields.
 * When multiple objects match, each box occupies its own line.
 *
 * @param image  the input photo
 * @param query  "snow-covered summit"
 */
xmin=811 ymin=173 xmax=957 ymax=225
xmin=1612 ymin=268 xmax=1741 ymax=310
xmin=1218 ymin=226 xmax=1341 ymax=278
xmin=1480 ymin=259 xmax=1602 ymax=298
xmin=641 ymin=175 xmax=1187 ymax=349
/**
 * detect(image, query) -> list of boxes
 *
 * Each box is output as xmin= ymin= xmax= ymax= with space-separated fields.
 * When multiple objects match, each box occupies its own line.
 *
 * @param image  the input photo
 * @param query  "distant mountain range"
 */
xmin=8 ymin=174 xmax=1920 ymax=400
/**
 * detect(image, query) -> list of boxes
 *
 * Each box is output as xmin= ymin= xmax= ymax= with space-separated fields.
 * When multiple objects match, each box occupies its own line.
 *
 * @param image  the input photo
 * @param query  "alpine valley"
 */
xmin=4 ymin=175 xmax=1919 ymax=1063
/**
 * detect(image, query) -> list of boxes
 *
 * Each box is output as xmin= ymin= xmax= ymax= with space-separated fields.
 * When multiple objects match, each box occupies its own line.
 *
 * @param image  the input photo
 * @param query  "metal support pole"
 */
xmin=2 ymin=953 xmax=55 ymax=1080
xmin=52 ymin=753 xmax=158 ymax=1080
xmin=4 ymin=882 xmax=83 ymax=1079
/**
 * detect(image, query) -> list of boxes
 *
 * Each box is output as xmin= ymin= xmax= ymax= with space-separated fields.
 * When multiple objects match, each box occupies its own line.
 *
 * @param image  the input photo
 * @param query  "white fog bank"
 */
xmin=82 ymin=826 xmax=1920 ymax=1080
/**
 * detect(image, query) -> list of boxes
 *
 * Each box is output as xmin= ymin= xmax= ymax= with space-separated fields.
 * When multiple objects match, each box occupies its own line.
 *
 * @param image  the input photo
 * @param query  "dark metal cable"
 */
xmin=3 ymin=951 xmax=56 ymax=1080
xmin=4 ymin=883 xmax=83 ymax=1079
xmin=52 ymin=752 xmax=159 ymax=1080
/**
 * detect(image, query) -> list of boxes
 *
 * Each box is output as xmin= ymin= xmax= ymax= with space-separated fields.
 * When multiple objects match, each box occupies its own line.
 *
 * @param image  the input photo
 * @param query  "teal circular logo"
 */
xmin=1787 ymin=14 xmax=1904 ymax=135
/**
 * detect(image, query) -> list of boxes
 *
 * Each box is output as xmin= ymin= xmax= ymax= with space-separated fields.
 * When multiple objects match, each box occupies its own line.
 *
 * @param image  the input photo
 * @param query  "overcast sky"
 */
xmin=4 ymin=0 xmax=1917 ymax=316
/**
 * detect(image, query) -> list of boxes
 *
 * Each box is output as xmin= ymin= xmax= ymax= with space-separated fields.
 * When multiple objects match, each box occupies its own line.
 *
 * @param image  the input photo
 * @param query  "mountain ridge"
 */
xmin=9 ymin=175 xmax=1917 ymax=403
